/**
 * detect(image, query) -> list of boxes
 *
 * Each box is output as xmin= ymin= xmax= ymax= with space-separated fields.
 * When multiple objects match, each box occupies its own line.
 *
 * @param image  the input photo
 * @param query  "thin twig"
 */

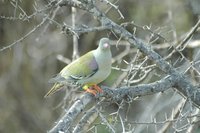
xmin=98 ymin=109 xmax=116 ymax=133
xmin=48 ymin=94 xmax=93 ymax=133
xmin=0 ymin=15 xmax=48 ymax=52
xmin=165 ymin=19 xmax=200 ymax=59
xmin=72 ymin=7 xmax=79 ymax=60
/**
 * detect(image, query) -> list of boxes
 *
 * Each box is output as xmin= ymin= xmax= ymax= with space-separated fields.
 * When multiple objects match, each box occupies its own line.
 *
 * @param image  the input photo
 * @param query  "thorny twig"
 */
xmin=0 ymin=15 xmax=49 ymax=52
xmin=48 ymin=94 xmax=93 ymax=133
xmin=165 ymin=19 xmax=200 ymax=59
xmin=100 ymin=0 xmax=124 ymax=19
xmin=0 ymin=1 xmax=56 ymax=51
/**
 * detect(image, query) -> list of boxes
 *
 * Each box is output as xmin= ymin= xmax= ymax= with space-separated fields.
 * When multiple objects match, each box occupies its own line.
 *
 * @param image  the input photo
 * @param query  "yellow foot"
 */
xmin=83 ymin=84 xmax=103 ymax=96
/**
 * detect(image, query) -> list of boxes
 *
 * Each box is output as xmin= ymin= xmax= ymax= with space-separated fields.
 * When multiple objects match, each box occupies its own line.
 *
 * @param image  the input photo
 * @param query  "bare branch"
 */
xmin=165 ymin=19 xmax=200 ymax=59
xmin=0 ymin=16 xmax=48 ymax=52
xmin=98 ymin=109 xmax=116 ymax=133
xmin=48 ymin=94 xmax=93 ymax=133
xmin=62 ymin=25 xmax=109 ymax=36
xmin=100 ymin=0 xmax=124 ymax=19
xmin=72 ymin=105 xmax=98 ymax=133
xmin=48 ymin=74 xmax=179 ymax=132
xmin=72 ymin=7 xmax=80 ymax=60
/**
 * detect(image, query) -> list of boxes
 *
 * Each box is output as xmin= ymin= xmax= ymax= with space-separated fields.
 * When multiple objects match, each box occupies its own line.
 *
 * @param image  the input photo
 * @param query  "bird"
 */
xmin=44 ymin=38 xmax=112 ymax=97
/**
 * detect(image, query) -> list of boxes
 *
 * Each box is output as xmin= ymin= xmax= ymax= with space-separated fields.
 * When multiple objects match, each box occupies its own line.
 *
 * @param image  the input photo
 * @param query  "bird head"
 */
xmin=98 ymin=38 xmax=110 ymax=51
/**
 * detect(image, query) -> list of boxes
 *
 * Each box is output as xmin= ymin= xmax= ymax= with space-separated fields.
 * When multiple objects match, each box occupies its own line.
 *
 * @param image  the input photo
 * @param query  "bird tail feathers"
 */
xmin=44 ymin=83 xmax=64 ymax=98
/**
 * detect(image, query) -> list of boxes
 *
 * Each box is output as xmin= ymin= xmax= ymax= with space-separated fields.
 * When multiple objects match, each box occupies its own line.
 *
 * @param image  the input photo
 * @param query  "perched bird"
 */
xmin=44 ymin=38 xmax=112 ymax=97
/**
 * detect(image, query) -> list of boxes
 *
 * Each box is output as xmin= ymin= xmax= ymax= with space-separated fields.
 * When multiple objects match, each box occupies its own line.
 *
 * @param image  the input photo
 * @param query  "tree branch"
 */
xmin=48 ymin=94 xmax=93 ymax=133
xmin=48 ymin=74 xmax=176 ymax=132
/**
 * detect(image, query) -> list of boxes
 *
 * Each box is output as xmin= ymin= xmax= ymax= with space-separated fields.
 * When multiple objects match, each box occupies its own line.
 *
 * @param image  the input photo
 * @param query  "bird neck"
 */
xmin=93 ymin=48 xmax=112 ymax=68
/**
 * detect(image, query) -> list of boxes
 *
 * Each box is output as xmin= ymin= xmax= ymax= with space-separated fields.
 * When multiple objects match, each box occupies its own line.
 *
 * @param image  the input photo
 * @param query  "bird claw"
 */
xmin=85 ymin=88 xmax=97 ymax=96
xmin=92 ymin=84 xmax=103 ymax=93
xmin=83 ymin=84 xmax=103 ymax=96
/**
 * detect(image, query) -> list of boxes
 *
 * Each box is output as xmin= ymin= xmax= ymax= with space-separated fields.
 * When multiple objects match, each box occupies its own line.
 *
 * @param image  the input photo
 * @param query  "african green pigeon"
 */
xmin=45 ymin=38 xmax=112 ymax=97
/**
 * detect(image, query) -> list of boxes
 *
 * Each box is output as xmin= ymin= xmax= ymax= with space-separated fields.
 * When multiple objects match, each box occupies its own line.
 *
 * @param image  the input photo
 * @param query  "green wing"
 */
xmin=46 ymin=51 xmax=99 ymax=97
xmin=60 ymin=51 xmax=99 ymax=81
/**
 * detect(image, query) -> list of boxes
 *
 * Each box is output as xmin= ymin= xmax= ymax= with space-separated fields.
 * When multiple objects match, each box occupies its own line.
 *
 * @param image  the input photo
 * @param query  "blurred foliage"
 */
xmin=0 ymin=0 xmax=199 ymax=132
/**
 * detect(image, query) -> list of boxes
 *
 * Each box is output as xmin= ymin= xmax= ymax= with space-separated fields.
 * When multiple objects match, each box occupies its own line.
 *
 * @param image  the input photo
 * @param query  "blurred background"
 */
xmin=0 ymin=0 xmax=200 ymax=132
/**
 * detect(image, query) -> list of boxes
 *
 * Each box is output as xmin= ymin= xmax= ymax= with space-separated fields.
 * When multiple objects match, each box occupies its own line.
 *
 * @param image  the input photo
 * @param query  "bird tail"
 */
xmin=44 ymin=83 xmax=64 ymax=98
